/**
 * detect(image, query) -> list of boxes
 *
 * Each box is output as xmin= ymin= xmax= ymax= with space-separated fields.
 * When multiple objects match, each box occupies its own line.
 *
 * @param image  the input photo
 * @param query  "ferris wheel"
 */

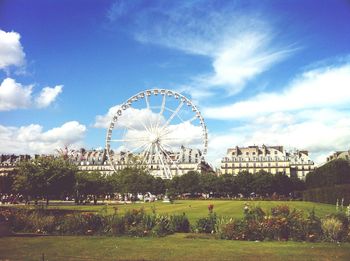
xmin=105 ymin=89 xmax=208 ymax=179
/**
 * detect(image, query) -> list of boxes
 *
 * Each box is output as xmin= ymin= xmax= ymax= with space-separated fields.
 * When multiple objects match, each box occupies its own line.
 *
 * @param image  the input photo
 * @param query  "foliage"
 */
xmin=117 ymin=168 xmax=155 ymax=197
xmin=219 ymin=204 xmax=348 ymax=242
xmin=305 ymin=209 xmax=323 ymax=242
xmin=75 ymin=171 xmax=107 ymax=204
xmin=196 ymin=213 xmax=217 ymax=233
xmin=152 ymin=215 xmax=172 ymax=237
xmin=170 ymin=214 xmax=190 ymax=233
xmin=305 ymin=159 xmax=350 ymax=189
xmin=2 ymin=203 xmax=350 ymax=242
xmin=302 ymin=184 xmax=350 ymax=205
xmin=0 ymin=172 xmax=14 ymax=194
xmin=13 ymin=156 xmax=77 ymax=204
xmin=325 ymin=212 xmax=349 ymax=241
xmin=322 ymin=217 xmax=343 ymax=242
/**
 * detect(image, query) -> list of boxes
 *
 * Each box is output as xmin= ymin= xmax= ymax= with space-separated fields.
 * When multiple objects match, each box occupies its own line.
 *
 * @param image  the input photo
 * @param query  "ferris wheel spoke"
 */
xmin=155 ymin=94 xmax=166 ymax=129
xmin=185 ymin=115 xmax=198 ymax=125
xmin=155 ymin=145 xmax=171 ymax=179
xmin=158 ymin=144 xmax=180 ymax=172
xmin=160 ymin=101 xmax=184 ymax=131
xmin=110 ymin=138 xmax=149 ymax=143
xmin=147 ymin=144 xmax=155 ymax=165
xmin=128 ymin=141 xmax=150 ymax=155
xmin=145 ymin=94 xmax=150 ymax=110
xmin=141 ymin=143 xmax=152 ymax=165
xmin=121 ymin=121 xmax=140 ymax=132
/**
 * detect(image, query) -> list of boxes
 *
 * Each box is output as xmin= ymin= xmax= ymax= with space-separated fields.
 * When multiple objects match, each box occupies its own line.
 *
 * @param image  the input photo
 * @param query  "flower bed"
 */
xmin=1 ymin=204 xmax=349 ymax=242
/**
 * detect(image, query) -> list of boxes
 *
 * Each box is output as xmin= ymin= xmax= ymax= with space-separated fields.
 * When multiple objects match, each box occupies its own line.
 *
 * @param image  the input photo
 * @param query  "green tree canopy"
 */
xmin=305 ymin=159 xmax=350 ymax=189
xmin=13 ymin=156 xmax=77 ymax=204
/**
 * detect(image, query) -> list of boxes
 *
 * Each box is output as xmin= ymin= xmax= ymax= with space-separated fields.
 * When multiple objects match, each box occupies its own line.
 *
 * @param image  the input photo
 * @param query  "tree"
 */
xmin=177 ymin=171 xmax=201 ymax=196
xmin=75 ymin=171 xmax=105 ymax=204
xmin=235 ymin=171 xmax=254 ymax=196
xmin=13 ymin=156 xmax=77 ymax=205
xmin=199 ymin=173 xmax=219 ymax=195
xmin=306 ymin=159 xmax=350 ymax=189
xmin=117 ymin=167 xmax=153 ymax=199
xmin=217 ymin=174 xmax=237 ymax=197
xmin=272 ymin=172 xmax=293 ymax=196
xmin=0 ymin=171 xmax=15 ymax=194
xmin=252 ymin=170 xmax=274 ymax=196
xmin=104 ymin=172 xmax=120 ymax=194
xmin=151 ymin=177 xmax=166 ymax=195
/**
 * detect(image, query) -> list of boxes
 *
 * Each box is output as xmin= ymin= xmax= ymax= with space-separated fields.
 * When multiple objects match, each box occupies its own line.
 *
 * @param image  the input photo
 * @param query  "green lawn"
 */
xmin=35 ymin=200 xmax=338 ymax=223
xmin=1 ymin=234 xmax=349 ymax=261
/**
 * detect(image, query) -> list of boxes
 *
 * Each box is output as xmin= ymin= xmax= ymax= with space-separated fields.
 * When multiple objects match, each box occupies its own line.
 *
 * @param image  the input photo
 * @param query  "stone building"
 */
xmin=0 ymin=154 xmax=31 ymax=176
xmin=67 ymin=147 xmax=212 ymax=179
xmin=326 ymin=150 xmax=350 ymax=162
xmin=221 ymin=145 xmax=314 ymax=180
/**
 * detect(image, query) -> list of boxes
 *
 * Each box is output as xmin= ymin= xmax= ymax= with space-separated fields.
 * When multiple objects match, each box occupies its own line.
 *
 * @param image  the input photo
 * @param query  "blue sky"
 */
xmin=1 ymin=0 xmax=350 ymax=165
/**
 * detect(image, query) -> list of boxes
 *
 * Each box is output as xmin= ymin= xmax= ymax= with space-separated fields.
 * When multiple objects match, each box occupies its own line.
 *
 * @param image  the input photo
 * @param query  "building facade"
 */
xmin=66 ymin=147 xmax=212 ymax=179
xmin=1 ymin=147 xmax=212 ymax=180
xmin=326 ymin=150 xmax=350 ymax=162
xmin=221 ymin=145 xmax=315 ymax=180
xmin=0 ymin=154 xmax=31 ymax=176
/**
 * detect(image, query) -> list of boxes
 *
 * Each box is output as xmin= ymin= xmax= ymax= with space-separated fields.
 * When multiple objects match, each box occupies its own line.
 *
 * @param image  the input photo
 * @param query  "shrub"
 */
xmin=322 ymin=217 xmax=343 ymax=242
xmin=170 ymin=214 xmax=190 ymax=233
xmin=220 ymin=220 xmax=245 ymax=240
xmin=304 ymin=209 xmax=322 ymax=242
xmin=243 ymin=205 xmax=265 ymax=223
xmin=215 ymin=216 xmax=233 ymax=237
xmin=302 ymin=184 xmax=350 ymax=205
xmin=271 ymin=205 xmax=290 ymax=217
xmin=60 ymin=213 xmax=103 ymax=235
xmin=152 ymin=215 xmax=173 ymax=237
xmin=124 ymin=208 xmax=146 ymax=227
xmin=325 ymin=212 xmax=349 ymax=241
xmin=25 ymin=213 xmax=57 ymax=234
xmin=196 ymin=213 xmax=217 ymax=233
xmin=242 ymin=205 xmax=266 ymax=241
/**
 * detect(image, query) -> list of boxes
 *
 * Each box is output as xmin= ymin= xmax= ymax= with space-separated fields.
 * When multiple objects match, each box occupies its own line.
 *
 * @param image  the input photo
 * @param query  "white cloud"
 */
xmin=0 ymin=30 xmax=26 ymax=71
xmin=108 ymin=1 xmax=292 ymax=98
xmin=35 ymin=85 xmax=63 ymax=108
xmin=212 ymin=34 xmax=290 ymax=92
xmin=184 ymin=32 xmax=292 ymax=97
xmin=0 ymin=78 xmax=62 ymax=111
xmin=203 ymin=63 xmax=350 ymax=119
xmin=202 ymin=62 xmax=350 ymax=166
xmin=0 ymin=78 xmax=32 ymax=110
xmin=206 ymin=109 xmax=350 ymax=166
xmin=0 ymin=121 xmax=86 ymax=155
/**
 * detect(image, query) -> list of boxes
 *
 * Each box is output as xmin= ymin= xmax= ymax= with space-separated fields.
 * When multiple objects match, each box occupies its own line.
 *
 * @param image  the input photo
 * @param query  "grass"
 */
xmin=1 ymin=234 xmax=349 ymax=261
xmin=13 ymin=200 xmax=338 ymax=223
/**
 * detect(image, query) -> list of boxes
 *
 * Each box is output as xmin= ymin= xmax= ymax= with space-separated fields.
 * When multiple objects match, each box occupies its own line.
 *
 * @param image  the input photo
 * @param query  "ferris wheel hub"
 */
xmin=149 ymin=132 xmax=160 ymax=144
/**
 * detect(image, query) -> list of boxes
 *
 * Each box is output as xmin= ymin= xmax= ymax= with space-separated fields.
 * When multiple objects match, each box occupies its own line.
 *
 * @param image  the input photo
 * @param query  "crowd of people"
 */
xmin=0 ymin=193 xmax=24 ymax=204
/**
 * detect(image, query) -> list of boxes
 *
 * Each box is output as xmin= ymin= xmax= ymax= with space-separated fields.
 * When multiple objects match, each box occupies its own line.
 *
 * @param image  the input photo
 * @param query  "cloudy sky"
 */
xmin=1 ymin=0 xmax=350 ymax=166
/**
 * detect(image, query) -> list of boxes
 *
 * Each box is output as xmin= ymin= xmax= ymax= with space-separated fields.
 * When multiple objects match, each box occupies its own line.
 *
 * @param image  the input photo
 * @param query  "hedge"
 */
xmin=302 ymin=184 xmax=350 ymax=205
